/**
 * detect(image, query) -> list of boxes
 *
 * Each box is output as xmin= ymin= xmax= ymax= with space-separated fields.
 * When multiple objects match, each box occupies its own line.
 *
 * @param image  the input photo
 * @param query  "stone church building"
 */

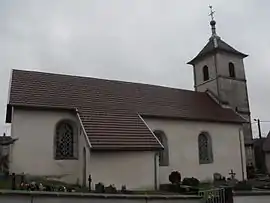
xmin=5 ymin=19 xmax=253 ymax=190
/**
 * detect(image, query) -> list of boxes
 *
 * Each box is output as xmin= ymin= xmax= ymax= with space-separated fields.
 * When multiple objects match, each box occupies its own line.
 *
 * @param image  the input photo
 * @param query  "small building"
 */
xmin=262 ymin=132 xmax=270 ymax=173
xmin=0 ymin=133 xmax=16 ymax=174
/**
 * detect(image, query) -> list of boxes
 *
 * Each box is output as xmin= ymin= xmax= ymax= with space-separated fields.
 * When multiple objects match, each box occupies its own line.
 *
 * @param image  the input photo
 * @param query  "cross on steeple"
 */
xmin=209 ymin=5 xmax=215 ymax=21
xmin=208 ymin=6 xmax=218 ymax=39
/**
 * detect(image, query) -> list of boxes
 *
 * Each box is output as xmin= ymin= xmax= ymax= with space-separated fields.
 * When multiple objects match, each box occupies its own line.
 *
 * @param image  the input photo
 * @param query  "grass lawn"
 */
xmin=0 ymin=178 xmax=11 ymax=189
xmin=198 ymin=182 xmax=214 ymax=190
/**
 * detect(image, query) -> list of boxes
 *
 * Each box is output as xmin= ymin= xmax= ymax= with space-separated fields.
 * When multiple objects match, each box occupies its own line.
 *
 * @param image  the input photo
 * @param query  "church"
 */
xmin=5 ymin=17 xmax=253 ymax=190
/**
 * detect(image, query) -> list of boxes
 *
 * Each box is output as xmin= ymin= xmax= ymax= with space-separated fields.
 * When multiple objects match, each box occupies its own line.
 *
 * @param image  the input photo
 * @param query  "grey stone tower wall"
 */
xmin=192 ymin=51 xmax=254 ymax=164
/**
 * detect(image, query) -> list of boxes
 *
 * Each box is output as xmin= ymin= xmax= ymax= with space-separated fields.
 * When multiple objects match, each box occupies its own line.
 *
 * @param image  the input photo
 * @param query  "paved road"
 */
xmin=234 ymin=196 xmax=270 ymax=203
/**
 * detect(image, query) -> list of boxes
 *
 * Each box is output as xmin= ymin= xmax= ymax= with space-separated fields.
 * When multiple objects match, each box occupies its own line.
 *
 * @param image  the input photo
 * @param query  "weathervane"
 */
xmin=209 ymin=5 xmax=215 ymax=21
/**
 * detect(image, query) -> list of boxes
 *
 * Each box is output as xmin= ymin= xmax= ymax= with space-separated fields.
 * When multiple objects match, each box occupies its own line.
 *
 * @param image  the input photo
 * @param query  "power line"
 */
xmin=251 ymin=120 xmax=270 ymax=124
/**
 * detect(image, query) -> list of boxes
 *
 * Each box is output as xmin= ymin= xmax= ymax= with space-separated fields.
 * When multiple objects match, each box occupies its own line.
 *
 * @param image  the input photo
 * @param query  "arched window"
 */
xmin=154 ymin=130 xmax=169 ymax=166
xmin=54 ymin=120 xmax=78 ymax=160
xmin=198 ymin=132 xmax=213 ymax=164
xmin=203 ymin=66 xmax=209 ymax=81
xmin=229 ymin=62 xmax=236 ymax=78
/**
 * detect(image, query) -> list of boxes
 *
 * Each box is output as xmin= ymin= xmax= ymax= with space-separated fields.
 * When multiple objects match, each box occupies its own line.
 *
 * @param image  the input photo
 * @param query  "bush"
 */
xmin=234 ymin=181 xmax=252 ymax=191
xmin=95 ymin=182 xmax=105 ymax=193
xmin=246 ymin=164 xmax=256 ymax=179
xmin=105 ymin=184 xmax=117 ymax=193
xmin=182 ymin=177 xmax=200 ymax=187
xmin=121 ymin=185 xmax=127 ymax=193
xmin=169 ymin=171 xmax=181 ymax=184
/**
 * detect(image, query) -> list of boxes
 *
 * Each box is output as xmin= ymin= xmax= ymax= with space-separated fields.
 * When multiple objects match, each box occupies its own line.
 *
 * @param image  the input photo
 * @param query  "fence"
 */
xmin=199 ymin=188 xmax=226 ymax=203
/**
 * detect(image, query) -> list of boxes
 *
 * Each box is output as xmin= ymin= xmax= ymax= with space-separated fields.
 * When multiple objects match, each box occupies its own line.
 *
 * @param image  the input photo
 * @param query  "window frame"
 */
xmin=154 ymin=130 xmax=169 ymax=166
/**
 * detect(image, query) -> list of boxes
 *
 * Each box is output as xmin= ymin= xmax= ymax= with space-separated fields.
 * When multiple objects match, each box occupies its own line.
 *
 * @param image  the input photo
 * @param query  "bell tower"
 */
xmin=187 ymin=6 xmax=254 ymax=164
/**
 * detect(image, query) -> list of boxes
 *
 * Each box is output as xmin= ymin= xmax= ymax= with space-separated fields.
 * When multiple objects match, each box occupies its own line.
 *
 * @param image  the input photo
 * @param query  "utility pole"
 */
xmin=254 ymin=118 xmax=266 ymax=173
xmin=254 ymin=119 xmax=262 ymax=139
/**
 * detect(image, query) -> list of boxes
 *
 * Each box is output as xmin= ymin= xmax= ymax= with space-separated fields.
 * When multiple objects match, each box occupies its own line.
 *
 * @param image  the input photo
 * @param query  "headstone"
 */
xmin=229 ymin=169 xmax=236 ymax=179
xmin=121 ymin=185 xmax=127 ymax=193
xmin=11 ymin=173 xmax=16 ymax=190
xmin=88 ymin=174 xmax=92 ymax=191
xmin=20 ymin=173 xmax=25 ymax=184
xmin=227 ymin=169 xmax=238 ymax=186
xmin=213 ymin=172 xmax=222 ymax=181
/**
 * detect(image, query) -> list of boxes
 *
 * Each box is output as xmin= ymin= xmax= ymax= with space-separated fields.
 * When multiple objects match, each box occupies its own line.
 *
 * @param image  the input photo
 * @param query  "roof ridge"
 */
xmin=12 ymin=69 xmax=200 ymax=94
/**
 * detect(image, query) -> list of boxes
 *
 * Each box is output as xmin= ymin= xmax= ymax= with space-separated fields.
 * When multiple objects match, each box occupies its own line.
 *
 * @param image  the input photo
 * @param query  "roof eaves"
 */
xmin=141 ymin=114 xmax=245 ymax=124
xmin=187 ymin=39 xmax=248 ymax=65
xmin=138 ymin=114 xmax=164 ymax=150
xmin=6 ymin=103 xmax=77 ymax=123
xmin=91 ymin=146 xmax=162 ymax=152
xmin=76 ymin=110 xmax=93 ymax=150
xmin=187 ymin=49 xmax=218 ymax=65
xmin=9 ymin=103 xmax=77 ymax=111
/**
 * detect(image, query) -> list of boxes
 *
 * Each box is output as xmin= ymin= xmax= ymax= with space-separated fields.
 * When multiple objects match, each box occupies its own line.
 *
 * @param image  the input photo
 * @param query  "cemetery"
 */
xmin=0 ymin=169 xmax=253 ymax=202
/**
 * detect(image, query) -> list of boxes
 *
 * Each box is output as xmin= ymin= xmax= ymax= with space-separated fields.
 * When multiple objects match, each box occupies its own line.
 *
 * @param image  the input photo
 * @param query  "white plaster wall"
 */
xmin=10 ymin=108 xmax=86 ymax=184
xmin=144 ymin=118 xmax=246 ymax=183
xmin=10 ymin=108 xmax=155 ymax=189
xmin=89 ymin=151 xmax=156 ymax=190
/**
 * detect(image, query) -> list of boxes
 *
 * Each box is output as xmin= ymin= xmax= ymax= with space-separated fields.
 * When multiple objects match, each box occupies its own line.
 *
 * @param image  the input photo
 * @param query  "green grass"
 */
xmin=0 ymin=178 xmax=11 ymax=189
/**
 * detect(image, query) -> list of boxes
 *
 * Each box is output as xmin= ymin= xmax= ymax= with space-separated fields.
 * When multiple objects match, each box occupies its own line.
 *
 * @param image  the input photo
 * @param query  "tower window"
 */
xmin=229 ymin=62 xmax=236 ymax=78
xmin=203 ymin=65 xmax=209 ymax=81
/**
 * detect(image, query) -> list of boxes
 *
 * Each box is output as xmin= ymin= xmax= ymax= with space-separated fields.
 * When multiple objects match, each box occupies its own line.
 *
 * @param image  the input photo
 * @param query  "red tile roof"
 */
xmin=7 ymin=69 xmax=245 ymax=151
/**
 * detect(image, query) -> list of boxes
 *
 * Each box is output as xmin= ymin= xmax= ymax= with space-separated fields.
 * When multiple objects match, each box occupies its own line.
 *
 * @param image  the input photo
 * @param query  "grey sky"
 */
xmin=0 ymin=0 xmax=269 ymax=137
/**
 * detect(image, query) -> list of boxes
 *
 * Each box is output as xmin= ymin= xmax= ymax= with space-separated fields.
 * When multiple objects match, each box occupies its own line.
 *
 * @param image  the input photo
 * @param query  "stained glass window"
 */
xmin=55 ymin=121 xmax=77 ymax=160
xmin=198 ymin=133 xmax=213 ymax=164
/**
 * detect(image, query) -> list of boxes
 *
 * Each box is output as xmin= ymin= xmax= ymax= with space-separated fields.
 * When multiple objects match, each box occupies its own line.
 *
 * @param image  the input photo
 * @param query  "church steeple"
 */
xmin=187 ymin=6 xmax=247 ymax=65
xmin=187 ymin=7 xmax=254 ymax=165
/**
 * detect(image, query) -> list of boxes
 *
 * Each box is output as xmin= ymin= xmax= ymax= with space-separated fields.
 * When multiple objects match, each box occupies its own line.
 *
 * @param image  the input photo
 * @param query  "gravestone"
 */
xmin=213 ymin=172 xmax=226 ymax=186
xmin=227 ymin=169 xmax=239 ymax=187
xmin=213 ymin=172 xmax=222 ymax=181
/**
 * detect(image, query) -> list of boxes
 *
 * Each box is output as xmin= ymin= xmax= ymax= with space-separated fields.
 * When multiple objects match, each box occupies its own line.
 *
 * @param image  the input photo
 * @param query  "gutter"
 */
xmin=238 ymin=128 xmax=245 ymax=181
xmin=138 ymin=114 xmax=162 ymax=190
xmin=75 ymin=108 xmax=92 ymax=150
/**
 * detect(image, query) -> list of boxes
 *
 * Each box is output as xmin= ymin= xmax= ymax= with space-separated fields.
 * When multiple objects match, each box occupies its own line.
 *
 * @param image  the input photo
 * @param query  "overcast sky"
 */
xmin=0 ymin=0 xmax=269 ymax=137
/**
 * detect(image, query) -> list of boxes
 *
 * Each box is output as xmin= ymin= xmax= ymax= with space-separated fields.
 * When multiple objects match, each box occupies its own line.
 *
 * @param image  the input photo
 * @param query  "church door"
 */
xmin=82 ymin=147 xmax=86 ymax=187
